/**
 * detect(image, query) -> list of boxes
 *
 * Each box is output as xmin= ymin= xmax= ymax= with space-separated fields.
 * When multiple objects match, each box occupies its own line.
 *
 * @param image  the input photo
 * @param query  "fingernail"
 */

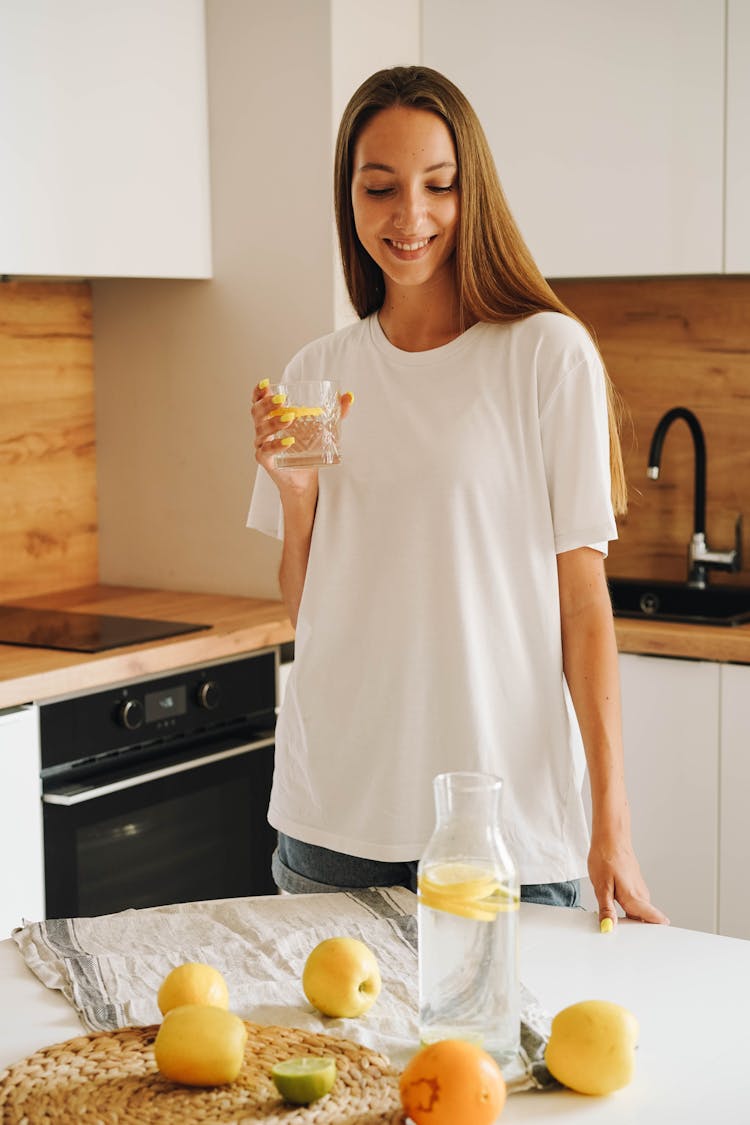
xmin=258 ymin=378 xmax=269 ymax=390
xmin=271 ymin=394 xmax=286 ymax=404
xmin=280 ymin=411 xmax=295 ymax=423
xmin=280 ymin=437 xmax=295 ymax=447
xmin=344 ymin=390 xmax=355 ymax=404
xmin=600 ymin=918 xmax=614 ymax=934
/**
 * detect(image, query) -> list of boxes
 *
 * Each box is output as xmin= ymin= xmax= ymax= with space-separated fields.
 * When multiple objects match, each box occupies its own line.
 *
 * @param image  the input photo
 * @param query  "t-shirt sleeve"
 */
xmin=246 ymin=465 xmax=284 ymax=539
xmin=540 ymin=349 xmax=617 ymax=555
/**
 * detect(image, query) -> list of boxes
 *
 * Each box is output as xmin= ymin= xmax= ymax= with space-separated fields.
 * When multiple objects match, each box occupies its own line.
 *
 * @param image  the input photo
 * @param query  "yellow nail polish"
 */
xmin=280 ymin=411 xmax=295 ymax=423
xmin=258 ymin=378 xmax=269 ymax=390
xmin=271 ymin=394 xmax=286 ymax=404
xmin=280 ymin=436 xmax=295 ymax=447
xmin=600 ymin=918 xmax=614 ymax=934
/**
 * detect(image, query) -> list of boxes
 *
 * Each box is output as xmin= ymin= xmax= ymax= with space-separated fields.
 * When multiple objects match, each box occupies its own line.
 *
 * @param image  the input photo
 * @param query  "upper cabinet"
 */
xmin=0 ymin=0 xmax=211 ymax=279
xmin=726 ymin=0 xmax=750 ymax=272
xmin=423 ymin=0 xmax=729 ymax=277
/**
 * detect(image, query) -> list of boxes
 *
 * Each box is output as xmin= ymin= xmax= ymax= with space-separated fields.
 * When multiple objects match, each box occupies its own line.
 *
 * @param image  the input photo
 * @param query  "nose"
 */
xmin=393 ymin=186 xmax=425 ymax=232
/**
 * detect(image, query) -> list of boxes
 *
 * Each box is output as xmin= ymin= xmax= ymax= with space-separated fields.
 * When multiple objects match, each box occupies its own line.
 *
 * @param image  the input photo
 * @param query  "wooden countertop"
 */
xmin=1 ymin=584 xmax=749 ymax=711
xmin=0 ymin=586 xmax=294 ymax=710
xmin=613 ymin=615 xmax=750 ymax=663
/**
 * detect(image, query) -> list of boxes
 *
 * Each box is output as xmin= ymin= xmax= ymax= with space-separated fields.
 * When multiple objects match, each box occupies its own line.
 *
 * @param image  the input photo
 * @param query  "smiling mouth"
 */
xmin=387 ymin=237 xmax=434 ymax=251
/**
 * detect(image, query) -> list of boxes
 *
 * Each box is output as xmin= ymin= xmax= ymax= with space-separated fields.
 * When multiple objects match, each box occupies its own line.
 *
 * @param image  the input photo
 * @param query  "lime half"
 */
xmin=271 ymin=1056 xmax=337 ymax=1104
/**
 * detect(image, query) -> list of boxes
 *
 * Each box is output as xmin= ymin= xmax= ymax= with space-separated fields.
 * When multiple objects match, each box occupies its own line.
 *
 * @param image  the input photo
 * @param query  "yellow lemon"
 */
xmin=271 ymin=1057 xmax=337 ymax=1103
xmin=545 ymin=1000 xmax=639 ymax=1096
xmin=157 ymin=962 xmax=229 ymax=1016
xmin=154 ymin=1004 xmax=247 ymax=1086
xmin=418 ymin=862 xmax=519 ymax=921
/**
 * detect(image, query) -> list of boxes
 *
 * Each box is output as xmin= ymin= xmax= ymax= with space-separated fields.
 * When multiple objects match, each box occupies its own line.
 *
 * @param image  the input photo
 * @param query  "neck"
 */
xmin=377 ymin=276 xmax=471 ymax=352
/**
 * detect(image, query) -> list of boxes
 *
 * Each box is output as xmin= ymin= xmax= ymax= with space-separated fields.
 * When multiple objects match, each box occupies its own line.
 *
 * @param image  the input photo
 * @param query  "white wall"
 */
xmin=331 ymin=0 xmax=421 ymax=328
xmin=93 ymin=0 xmax=420 ymax=599
xmin=93 ymin=0 xmax=335 ymax=598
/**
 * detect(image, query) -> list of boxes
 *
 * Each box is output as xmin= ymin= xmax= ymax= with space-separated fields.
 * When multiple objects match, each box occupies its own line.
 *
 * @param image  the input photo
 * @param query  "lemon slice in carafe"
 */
xmin=419 ymin=862 xmax=519 ymax=921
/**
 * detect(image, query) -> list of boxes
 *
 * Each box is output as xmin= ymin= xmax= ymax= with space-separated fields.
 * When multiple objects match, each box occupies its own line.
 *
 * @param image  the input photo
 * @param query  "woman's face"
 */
xmin=350 ymin=106 xmax=459 ymax=296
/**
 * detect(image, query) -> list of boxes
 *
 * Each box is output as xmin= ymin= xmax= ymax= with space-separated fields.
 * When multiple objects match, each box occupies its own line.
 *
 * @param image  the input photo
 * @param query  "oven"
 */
xmin=39 ymin=650 xmax=279 ymax=919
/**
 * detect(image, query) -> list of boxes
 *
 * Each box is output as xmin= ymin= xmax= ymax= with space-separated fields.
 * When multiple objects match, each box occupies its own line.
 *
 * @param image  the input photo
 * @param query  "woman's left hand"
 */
xmin=588 ymin=835 xmax=670 ymax=928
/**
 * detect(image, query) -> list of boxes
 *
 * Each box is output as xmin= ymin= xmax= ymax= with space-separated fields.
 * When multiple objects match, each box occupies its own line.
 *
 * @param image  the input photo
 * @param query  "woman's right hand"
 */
xmin=250 ymin=379 xmax=354 ymax=496
xmin=251 ymin=379 xmax=318 ymax=497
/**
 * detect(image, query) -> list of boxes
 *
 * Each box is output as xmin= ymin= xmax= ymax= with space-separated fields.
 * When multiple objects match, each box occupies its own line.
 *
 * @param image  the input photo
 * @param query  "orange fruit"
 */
xmin=399 ymin=1039 xmax=507 ymax=1125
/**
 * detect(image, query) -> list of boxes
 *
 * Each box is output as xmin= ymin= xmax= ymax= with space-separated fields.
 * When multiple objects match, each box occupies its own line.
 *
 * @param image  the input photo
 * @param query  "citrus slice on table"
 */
xmin=418 ymin=862 xmax=519 ymax=921
xmin=271 ymin=1056 xmax=337 ymax=1103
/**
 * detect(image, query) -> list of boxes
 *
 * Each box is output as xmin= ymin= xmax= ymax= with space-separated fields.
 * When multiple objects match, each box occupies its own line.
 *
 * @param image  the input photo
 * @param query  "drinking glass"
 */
xmin=269 ymin=380 xmax=341 ymax=468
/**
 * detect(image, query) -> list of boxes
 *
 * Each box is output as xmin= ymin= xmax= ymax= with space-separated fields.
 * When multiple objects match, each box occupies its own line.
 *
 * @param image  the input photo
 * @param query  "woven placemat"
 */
xmin=0 ymin=1021 xmax=407 ymax=1124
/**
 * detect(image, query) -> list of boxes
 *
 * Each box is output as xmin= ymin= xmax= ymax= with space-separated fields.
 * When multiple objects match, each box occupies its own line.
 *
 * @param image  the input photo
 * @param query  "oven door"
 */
xmin=42 ymin=730 xmax=277 ymax=919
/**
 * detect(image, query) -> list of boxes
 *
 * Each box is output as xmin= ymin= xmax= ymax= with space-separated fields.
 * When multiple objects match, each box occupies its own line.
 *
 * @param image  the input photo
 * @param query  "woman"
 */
xmin=248 ymin=65 xmax=668 ymax=929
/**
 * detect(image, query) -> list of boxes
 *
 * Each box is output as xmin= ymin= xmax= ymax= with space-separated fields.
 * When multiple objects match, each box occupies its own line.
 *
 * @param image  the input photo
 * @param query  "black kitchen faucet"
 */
xmin=647 ymin=406 xmax=742 ymax=589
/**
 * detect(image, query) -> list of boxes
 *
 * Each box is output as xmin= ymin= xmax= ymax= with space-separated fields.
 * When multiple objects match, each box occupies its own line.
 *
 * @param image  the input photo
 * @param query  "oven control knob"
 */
xmin=197 ymin=680 xmax=221 ymax=710
xmin=118 ymin=698 xmax=144 ymax=730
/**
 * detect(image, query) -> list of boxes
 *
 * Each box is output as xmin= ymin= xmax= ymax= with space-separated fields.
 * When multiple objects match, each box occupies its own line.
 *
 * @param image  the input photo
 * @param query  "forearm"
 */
xmin=557 ymin=547 xmax=668 ymax=923
xmin=278 ymin=486 xmax=318 ymax=628
xmin=556 ymin=548 xmax=630 ymax=842
xmin=561 ymin=594 xmax=630 ymax=843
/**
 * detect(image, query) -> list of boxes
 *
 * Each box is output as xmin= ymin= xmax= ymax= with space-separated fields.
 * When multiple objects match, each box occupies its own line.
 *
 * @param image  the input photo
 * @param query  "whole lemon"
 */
xmin=545 ymin=999 xmax=639 ymax=1096
xmin=154 ymin=1004 xmax=247 ymax=1086
xmin=157 ymin=962 xmax=229 ymax=1016
xmin=302 ymin=937 xmax=381 ymax=1018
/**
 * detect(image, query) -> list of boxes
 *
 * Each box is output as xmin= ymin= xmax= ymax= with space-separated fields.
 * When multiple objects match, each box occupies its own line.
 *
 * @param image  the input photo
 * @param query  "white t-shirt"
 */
xmin=247 ymin=311 xmax=617 ymax=883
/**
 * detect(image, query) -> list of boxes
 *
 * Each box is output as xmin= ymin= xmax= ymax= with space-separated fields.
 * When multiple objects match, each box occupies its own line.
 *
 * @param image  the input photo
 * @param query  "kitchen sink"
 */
xmin=608 ymin=578 xmax=750 ymax=627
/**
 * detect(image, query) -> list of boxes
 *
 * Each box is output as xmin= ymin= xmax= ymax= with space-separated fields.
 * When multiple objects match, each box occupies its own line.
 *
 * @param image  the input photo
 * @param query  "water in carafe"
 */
xmin=418 ymin=771 xmax=520 ymax=1067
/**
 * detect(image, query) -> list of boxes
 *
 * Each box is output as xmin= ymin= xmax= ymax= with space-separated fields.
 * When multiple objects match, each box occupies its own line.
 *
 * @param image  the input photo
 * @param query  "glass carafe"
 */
xmin=417 ymin=771 xmax=520 ymax=1067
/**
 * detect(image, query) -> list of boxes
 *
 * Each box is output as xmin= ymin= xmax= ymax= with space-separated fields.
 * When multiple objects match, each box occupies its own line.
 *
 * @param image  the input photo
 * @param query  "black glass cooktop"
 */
xmin=0 ymin=606 xmax=210 ymax=653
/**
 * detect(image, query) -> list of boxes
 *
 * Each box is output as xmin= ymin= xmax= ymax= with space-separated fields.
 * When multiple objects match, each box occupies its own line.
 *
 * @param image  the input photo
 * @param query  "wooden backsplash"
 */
xmin=554 ymin=277 xmax=750 ymax=586
xmin=0 ymin=281 xmax=97 ymax=601
xmin=1 ymin=277 xmax=748 ymax=602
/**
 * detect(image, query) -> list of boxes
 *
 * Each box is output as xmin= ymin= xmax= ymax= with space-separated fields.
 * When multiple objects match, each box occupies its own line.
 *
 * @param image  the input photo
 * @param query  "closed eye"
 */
xmin=364 ymin=187 xmax=394 ymax=197
xmin=427 ymin=185 xmax=454 ymax=194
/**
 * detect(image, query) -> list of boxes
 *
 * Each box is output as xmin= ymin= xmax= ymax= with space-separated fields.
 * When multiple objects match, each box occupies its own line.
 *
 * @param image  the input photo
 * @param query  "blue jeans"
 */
xmin=273 ymin=833 xmax=580 ymax=908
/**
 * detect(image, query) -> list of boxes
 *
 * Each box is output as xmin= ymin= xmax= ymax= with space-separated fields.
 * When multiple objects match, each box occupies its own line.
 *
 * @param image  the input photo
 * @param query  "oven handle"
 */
xmin=42 ymin=736 xmax=275 ymax=807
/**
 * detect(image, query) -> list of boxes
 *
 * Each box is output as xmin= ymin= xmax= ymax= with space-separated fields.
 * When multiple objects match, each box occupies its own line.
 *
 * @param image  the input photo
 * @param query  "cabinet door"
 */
xmin=719 ymin=663 xmax=750 ymax=939
xmin=587 ymin=654 xmax=720 ymax=932
xmin=423 ymin=0 xmax=725 ymax=277
xmin=0 ymin=0 xmax=211 ymax=279
xmin=726 ymin=0 xmax=750 ymax=271
xmin=0 ymin=706 xmax=44 ymax=932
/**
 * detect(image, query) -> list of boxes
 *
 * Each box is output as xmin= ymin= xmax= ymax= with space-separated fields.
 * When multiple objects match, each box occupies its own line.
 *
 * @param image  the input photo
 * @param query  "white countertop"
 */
xmin=1 ymin=902 xmax=747 ymax=1122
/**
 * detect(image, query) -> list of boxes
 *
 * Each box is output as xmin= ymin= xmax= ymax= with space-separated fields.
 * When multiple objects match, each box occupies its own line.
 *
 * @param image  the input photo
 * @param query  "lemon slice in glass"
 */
xmin=271 ymin=1056 xmax=337 ymax=1104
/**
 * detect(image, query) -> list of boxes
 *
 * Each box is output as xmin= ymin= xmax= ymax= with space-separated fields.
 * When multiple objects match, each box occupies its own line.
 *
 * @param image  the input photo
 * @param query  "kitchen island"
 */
xmin=1 ymin=899 xmax=747 ymax=1123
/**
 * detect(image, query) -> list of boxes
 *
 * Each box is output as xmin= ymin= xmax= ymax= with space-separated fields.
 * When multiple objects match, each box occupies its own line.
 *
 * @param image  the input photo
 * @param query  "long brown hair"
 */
xmin=334 ymin=65 xmax=627 ymax=514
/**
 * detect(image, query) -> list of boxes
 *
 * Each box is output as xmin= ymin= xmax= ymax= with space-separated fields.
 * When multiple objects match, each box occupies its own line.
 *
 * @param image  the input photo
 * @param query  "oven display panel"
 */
xmin=145 ymin=685 xmax=187 ymax=724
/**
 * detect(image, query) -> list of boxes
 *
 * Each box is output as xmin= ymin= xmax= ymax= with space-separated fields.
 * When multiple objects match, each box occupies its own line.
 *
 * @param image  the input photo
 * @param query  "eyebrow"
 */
xmin=357 ymin=161 xmax=457 ymax=174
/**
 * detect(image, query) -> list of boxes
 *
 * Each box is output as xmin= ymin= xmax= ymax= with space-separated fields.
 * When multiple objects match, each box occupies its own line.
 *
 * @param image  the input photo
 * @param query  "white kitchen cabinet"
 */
xmin=0 ymin=706 xmax=44 ymax=934
xmin=0 ymin=0 xmax=211 ymax=279
xmin=718 ymin=663 xmax=750 ymax=938
xmin=618 ymin=653 xmax=720 ymax=933
xmin=582 ymin=652 xmax=720 ymax=932
xmin=423 ymin=0 xmax=725 ymax=277
xmin=726 ymin=0 xmax=750 ymax=271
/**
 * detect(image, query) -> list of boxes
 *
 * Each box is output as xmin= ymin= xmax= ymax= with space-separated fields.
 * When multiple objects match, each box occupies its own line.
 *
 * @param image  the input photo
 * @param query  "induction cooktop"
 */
xmin=0 ymin=606 xmax=211 ymax=653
